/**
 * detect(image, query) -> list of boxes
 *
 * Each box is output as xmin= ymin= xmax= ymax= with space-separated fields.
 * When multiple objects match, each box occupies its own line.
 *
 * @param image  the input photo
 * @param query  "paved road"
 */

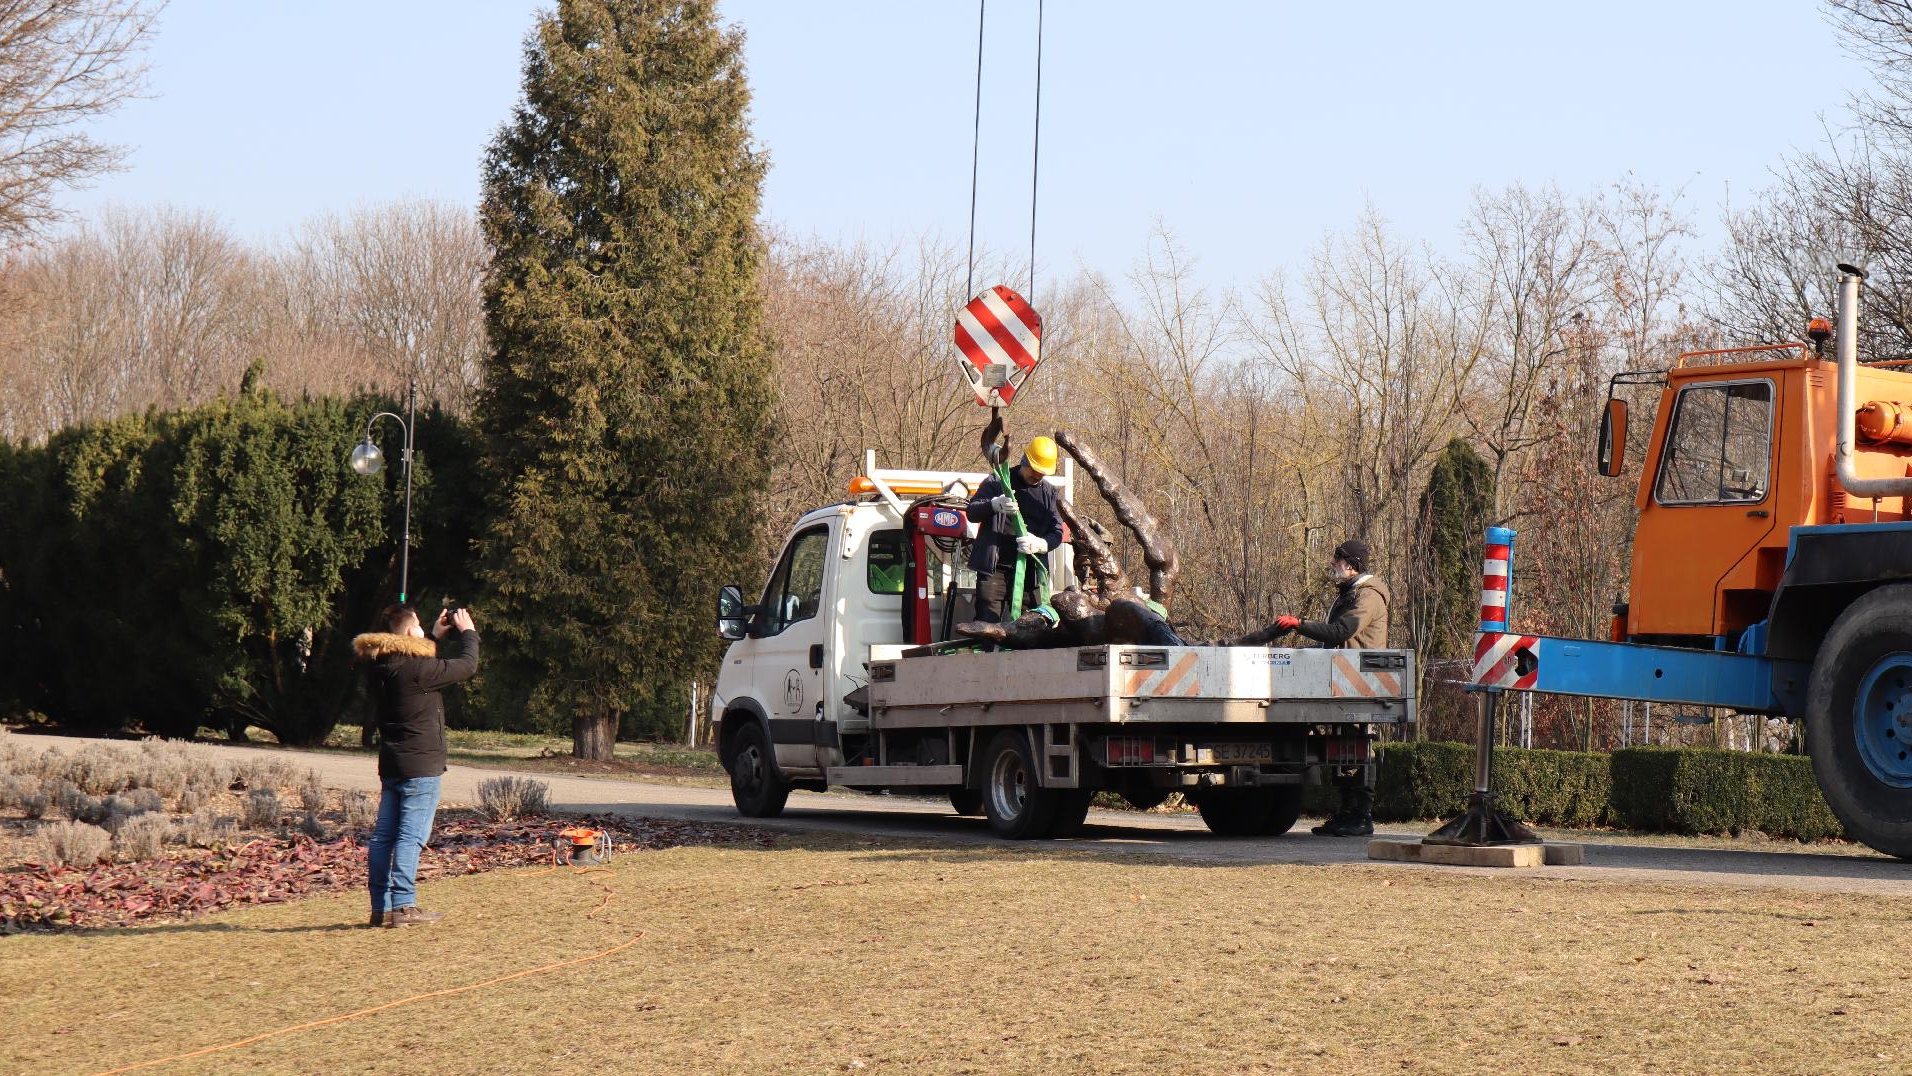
xmin=31 ymin=736 xmax=1912 ymax=897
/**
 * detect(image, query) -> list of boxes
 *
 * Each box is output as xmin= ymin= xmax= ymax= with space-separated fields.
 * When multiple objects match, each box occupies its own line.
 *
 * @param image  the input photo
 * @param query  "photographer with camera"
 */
xmin=352 ymin=602 xmax=479 ymax=928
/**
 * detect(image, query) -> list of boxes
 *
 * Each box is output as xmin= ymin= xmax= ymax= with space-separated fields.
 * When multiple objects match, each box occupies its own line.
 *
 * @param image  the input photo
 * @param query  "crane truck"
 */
xmin=1476 ymin=264 xmax=1912 ymax=858
xmin=709 ymin=453 xmax=1416 ymax=839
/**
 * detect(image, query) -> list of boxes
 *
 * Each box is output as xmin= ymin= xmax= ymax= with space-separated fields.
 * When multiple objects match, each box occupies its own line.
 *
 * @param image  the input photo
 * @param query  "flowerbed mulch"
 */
xmin=0 ymin=814 xmax=775 ymax=933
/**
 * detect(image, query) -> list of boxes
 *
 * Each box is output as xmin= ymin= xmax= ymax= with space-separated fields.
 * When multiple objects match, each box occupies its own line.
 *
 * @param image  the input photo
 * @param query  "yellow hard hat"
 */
xmin=1023 ymin=435 xmax=1060 ymax=476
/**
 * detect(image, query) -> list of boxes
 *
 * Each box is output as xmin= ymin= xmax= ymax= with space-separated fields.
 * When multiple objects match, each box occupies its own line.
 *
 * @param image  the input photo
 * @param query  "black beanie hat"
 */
xmin=1333 ymin=538 xmax=1370 ymax=573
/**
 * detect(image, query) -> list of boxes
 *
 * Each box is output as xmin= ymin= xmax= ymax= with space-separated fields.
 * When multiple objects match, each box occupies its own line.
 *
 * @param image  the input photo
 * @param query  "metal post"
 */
xmin=399 ymin=377 xmax=416 ymax=604
xmin=1425 ymin=523 xmax=1541 ymax=847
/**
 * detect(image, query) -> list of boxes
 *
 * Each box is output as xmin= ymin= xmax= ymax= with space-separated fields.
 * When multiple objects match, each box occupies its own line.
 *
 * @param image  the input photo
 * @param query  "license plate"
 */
xmin=1204 ymin=742 xmax=1273 ymax=765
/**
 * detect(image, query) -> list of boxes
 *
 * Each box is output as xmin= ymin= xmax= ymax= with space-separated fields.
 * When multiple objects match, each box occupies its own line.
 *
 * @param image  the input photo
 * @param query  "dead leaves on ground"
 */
xmin=0 ymin=814 xmax=773 ymax=932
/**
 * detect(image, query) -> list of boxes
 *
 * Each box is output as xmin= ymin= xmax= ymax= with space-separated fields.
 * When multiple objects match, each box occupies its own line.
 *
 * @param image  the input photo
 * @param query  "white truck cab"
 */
xmin=712 ymin=452 xmax=1074 ymax=781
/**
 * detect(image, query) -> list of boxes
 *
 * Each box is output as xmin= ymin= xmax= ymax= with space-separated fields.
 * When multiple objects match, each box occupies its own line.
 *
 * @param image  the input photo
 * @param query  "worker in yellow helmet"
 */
xmin=966 ymin=435 xmax=1064 ymax=623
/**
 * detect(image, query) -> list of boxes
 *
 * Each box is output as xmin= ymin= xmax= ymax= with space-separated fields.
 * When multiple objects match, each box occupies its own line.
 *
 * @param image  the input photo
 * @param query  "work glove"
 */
xmin=990 ymin=494 xmax=1018 ymax=516
xmin=1015 ymin=533 xmax=1048 ymax=556
xmin=1274 ymin=614 xmax=1301 ymax=632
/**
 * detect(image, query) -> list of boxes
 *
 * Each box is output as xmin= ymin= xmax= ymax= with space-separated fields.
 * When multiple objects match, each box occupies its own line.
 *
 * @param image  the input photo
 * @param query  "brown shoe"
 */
xmin=384 ymin=906 xmax=444 ymax=928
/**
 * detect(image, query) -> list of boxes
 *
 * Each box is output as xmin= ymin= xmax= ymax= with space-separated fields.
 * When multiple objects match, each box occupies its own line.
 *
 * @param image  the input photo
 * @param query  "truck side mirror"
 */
xmin=1598 ymin=397 xmax=1628 ymax=477
xmin=716 ymin=584 xmax=753 ymax=641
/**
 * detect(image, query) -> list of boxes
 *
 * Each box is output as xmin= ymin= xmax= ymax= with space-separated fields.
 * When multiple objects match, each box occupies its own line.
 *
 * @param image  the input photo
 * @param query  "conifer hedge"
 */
xmin=1368 ymin=741 xmax=1845 ymax=842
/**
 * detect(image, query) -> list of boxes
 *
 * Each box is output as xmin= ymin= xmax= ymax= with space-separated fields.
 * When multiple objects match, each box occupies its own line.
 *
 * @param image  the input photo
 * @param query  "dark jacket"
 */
xmin=353 ymin=629 xmax=480 ymax=780
xmin=966 ymin=469 xmax=1064 ymax=575
xmin=1296 ymin=575 xmax=1391 ymax=649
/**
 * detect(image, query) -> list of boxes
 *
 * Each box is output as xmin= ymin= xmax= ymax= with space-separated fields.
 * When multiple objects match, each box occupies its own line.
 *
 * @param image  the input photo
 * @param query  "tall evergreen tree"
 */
xmin=476 ymin=0 xmax=773 ymax=758
xmin=1416 ymin=438 xmax=1496 ymax=660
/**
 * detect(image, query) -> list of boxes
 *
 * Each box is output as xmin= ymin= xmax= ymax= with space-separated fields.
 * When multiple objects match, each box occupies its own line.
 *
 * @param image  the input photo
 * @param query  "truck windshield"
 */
xmin=762 ymin=525 xmax=828 ymax=635
xmin=1654 ymin=380 xmax=1773 ymax=505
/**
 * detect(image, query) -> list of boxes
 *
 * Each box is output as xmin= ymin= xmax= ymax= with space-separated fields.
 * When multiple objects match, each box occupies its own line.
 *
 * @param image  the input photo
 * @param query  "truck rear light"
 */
xmin=1326 ymin=738 xmax=1370 ymax=765
xmin=1106 ymin=737 xmax=1156 ymax=765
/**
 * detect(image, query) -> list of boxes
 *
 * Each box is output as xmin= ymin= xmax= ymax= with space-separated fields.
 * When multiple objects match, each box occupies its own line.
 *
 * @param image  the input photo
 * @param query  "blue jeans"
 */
xmin=367 ymin=775 xmax=442 ymax=915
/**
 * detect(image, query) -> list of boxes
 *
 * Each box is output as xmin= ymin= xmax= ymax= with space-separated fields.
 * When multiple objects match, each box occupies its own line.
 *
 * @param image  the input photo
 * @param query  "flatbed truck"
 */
xmin=711 ymin=454 xmax=1414 ymax=839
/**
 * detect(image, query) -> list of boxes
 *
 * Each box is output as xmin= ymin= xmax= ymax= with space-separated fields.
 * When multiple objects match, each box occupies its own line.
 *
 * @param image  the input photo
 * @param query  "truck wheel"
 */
xmin=1195 ymin=787 xmax=1301 ymax=837
xmin=729 ymin=721 xmax=791 ymax=818
xmin=1263 ymin=785 xmax=1305 ymax=836
xmin=949 ymin=789 xmax=984 ymax=816
xmin=982 ymin=730 xmax=1060 ymax=839
xmin=1049 ymin=789 xmax=1095 ymax=838
xmin=1807 ymin=585 xmax=1912 ymax=858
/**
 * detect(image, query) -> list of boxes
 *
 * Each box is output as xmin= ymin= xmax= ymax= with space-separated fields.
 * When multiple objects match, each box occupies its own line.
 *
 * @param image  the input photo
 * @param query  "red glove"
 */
xmin=1274 ymin=615 xmax=1301 ymax=632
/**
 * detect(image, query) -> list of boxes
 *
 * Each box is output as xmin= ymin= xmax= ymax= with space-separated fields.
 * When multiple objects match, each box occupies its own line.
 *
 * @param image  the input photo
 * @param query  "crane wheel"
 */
xmin=1806 ymin=584 xmax=1912 ymax=859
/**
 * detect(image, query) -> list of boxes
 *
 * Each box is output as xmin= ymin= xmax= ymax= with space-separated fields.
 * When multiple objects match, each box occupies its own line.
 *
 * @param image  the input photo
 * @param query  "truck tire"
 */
xmin=1195 ymin=787 xmax=1304 ymax=837
xmin=949 ymin=789 xmax=984 ymax=817
xmin=982 ymin=730 xmax=1061 ymax=839
xmin=1049 ymin=789 xmax=1095 ymax=838
xmin=729 ymin=721 xmax=791 ymax=818
xmin=1806 ymin=584 xmax=1912 ymax=858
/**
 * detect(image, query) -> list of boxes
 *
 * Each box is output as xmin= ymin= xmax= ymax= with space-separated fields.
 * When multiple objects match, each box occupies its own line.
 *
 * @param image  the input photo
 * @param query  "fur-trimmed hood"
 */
xmin=353 ymin=632 xmax=440 ymax=661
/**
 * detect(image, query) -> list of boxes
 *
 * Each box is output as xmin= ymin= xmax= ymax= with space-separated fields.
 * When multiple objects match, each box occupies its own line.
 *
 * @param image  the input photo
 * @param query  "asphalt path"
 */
xmin=28 ymin=736 xmax=1912 ymax=897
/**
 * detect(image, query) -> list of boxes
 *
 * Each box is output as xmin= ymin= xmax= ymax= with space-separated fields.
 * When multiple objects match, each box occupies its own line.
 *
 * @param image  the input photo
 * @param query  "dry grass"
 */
xmin=2 ymin=832 xmax=1906 ymax=1075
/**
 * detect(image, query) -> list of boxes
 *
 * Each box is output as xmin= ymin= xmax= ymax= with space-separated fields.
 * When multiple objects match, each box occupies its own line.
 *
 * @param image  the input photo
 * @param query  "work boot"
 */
xmin=1311 ymin=783 xmax=1357 ymax=835
xmin=385 ymin=906 xmax=444 ymax=928
xmin=1323 ymin=787 xmax=1374 ymax=837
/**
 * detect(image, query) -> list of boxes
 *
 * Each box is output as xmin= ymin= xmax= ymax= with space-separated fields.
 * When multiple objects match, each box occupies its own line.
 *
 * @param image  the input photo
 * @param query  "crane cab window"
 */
xmin=1654 ymin=379 xmax=1774 ymax=505
xmin=867 ymin=529 xmax=906 ymax=594
xmin=761 ymin=525 xmax=829 ymax=636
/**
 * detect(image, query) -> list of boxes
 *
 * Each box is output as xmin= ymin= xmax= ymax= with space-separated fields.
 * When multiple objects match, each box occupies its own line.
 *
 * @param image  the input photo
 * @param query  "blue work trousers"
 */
xmin=367 ymin=775 xmax=442 ymax=915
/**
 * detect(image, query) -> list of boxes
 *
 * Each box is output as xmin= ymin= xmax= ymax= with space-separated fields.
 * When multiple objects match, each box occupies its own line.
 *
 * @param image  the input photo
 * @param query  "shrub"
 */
xmin=123 ymin=787 xmax=164 ymax=814
xmin=175 ymin=788 xmax=210 ymax=814
xmin=476 ymin=776 xmax=549 ymax=822
xmin=0 ymin=773 xmax=33 ymax=808
xmin=64 ymin=745 xmax=135 ymax=796
xmin=20 ymin=793 xmax=48 ymax=818
xmin=140 ymin=758 xmax=189 ymax=798
xmin=114 ymin=813 xmax=170 ymax=860
xmin=341 ymin=789 xmax=376 ymax=829
xmin=55 ymin=786 xmax=94 ymax=821
xmin=1610 ymin=747 xmax=1844 ymax=842
xmin=297 ymin=810 xmax=327 ymax=840
xmin=183 ymin=756 xmax=227 ymax=792
xmin=175 ymin=808 xmax=221 ymax=848
xmin=242 ymin=789 xmax=281 ymax=829
xmin=1371 ymin=742 xmax=1610 ymax=827
xmin=37 ymin=821 xmax=111 ymax=867
xmin=297 ymin=776 xmax=326 ymax=813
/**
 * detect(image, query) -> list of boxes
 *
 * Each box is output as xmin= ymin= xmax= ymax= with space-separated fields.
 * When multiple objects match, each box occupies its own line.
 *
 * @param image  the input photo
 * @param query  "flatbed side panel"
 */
xmin=1104 ymin=646 xmax=1413 ymax=703
xmin=870 ymin=647 xmax=1108 ymax=709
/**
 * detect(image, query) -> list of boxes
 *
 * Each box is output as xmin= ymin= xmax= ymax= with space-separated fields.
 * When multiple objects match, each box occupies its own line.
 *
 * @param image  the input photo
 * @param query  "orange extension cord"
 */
xmin=92 ymin=867 xmax=638 ymax=1075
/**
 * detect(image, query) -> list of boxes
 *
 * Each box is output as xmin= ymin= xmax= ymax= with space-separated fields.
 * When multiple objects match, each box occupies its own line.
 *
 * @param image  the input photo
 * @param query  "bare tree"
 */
xmin=0 ymin=0 xmax=162 ymax=248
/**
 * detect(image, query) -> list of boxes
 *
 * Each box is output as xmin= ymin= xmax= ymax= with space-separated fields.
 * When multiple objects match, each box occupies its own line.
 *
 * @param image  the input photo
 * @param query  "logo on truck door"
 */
xmin=782 ymin=669 xmax=804 ymax=710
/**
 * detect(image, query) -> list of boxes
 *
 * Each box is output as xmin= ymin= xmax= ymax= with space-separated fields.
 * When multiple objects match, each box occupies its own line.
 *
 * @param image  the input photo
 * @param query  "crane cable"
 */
xmin=962 ymin=0 xmax=1045 ymax=308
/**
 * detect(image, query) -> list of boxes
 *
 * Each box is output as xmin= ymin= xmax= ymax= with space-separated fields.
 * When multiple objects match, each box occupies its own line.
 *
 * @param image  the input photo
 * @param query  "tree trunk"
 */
xmin=573 ymin=710 xmax=618 ymax=761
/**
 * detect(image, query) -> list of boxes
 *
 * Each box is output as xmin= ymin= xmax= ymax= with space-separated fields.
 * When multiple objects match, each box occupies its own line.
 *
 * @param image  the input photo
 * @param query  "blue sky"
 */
xmin=70 ymin=1 xmax=1867 ymax=299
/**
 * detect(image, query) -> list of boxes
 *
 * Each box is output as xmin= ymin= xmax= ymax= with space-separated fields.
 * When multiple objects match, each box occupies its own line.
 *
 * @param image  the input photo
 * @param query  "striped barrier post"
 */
xmin=1472 ymin=526 xmax=1538 ymax=689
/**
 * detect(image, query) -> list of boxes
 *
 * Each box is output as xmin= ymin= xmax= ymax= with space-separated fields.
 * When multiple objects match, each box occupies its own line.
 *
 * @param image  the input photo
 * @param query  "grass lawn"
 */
xmin=4 ymin=832 xmax=1903 ymax=1075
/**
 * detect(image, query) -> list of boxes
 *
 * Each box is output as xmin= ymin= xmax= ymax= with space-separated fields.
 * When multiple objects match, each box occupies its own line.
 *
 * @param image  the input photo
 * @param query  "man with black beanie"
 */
xmin=1238 ymin=537 xmax=1390 ymax=835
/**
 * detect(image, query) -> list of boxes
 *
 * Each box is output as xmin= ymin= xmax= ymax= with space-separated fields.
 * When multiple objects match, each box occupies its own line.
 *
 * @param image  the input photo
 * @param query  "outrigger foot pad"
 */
xmin=1423 ymin=791 xmax=1541 ymax=847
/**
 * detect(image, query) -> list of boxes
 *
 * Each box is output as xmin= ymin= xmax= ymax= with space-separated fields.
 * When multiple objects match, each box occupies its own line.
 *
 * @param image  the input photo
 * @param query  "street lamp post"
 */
xmin=350 ymin=378 xmax=418 ymax=603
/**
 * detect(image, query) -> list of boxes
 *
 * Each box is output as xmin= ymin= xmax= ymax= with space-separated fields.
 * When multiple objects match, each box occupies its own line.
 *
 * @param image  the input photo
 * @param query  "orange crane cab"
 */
xmin=1620 ymin=344 xmax=1912 ymax=646
xmin=1483 ymin=265 xmax=1912 ymax=859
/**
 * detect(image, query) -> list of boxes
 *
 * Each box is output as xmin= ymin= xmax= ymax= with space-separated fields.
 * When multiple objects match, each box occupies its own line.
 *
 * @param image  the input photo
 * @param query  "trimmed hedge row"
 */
xmin=1362 ymin=742 xmax=1844 ymax=842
